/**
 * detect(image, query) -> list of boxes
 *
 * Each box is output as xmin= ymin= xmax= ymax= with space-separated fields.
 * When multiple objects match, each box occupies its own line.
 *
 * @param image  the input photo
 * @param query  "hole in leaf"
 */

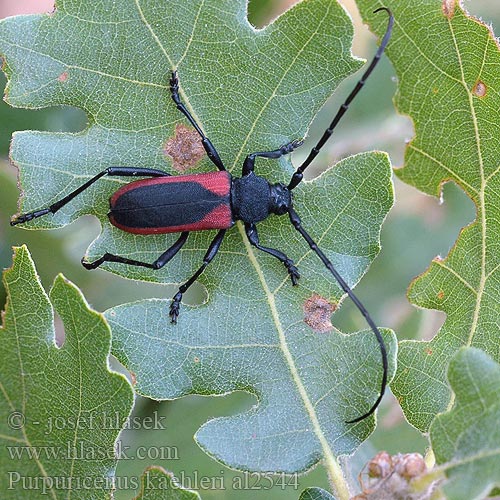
xmin=53 ymin=311 xmax=65 ymax=347
xmin=0 ymin=74 xmax=87 ymax=155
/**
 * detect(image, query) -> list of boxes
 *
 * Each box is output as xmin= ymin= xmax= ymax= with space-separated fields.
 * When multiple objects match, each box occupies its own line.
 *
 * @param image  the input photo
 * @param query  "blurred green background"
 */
xmin=0 ymin=0 xmax=496 ymax=498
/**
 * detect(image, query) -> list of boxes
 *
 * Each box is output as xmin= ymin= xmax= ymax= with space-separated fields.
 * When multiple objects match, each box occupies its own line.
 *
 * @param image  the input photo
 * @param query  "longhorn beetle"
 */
xmin=11 ymin=8 xmax=394 ymax=423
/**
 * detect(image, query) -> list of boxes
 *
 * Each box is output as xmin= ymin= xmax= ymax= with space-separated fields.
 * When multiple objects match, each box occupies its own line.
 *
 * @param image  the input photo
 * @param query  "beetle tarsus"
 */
xmin=283 ymin=139 xmax=304 ymax=153
xmin=81 ymin=256 xmax=101 ymax=270
xmin=169 ymin=70 xmax=226 ymax=171
xmin=170 ymin=292 xmax=183 ymax=323
xmin=11 ymin=208 xmax=52 ymax=226
xmin=285 ymin=260 xmax=300 ymax=285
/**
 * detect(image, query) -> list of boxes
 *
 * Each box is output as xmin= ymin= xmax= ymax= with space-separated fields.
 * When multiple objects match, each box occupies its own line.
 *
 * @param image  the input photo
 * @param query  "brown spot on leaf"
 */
xmin=424 ymin=347 xmax=433 ymax=356
xmin=164 ymin=124 xmax=205 ymax=172
xmin=473 ymin=80 xmax=487 ymax=97
xmin=129 ymin=370 xmax=137 ymax=386
xmin=437 ymin=290 xmax=445 ymax=300
xmin=303 ymin=294 xmax=336 ymax=333
xmin=193 ymin=356 xmax=200 ymax=363
xmin=442 ymin=0 xmax=456 ymax=18
xmin=58 ymin=71 xmax=69 ymax=82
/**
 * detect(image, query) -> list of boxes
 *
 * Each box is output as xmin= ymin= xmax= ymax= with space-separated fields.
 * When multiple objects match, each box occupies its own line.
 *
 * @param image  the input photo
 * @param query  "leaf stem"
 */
xmin=237 ymin=221 xmax=351 ymax=499
xmin=325 ymin=458 xmax=351 ymax=500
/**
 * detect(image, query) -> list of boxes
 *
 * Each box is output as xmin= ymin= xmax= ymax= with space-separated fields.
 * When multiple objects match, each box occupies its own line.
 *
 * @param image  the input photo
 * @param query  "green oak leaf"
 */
xmin=299 ymin=487 xmax=336 ymax=500
xmin=2 ymin=0 xmax=386 ymax=285
xmin=133 ymin=466 xmax=200 ymax=500
xmin=357 ymin=1 xmax=500 ymax=431
xmin=1 ymin=0 xmax=397 ymax=493
xmin=106 ymin=152 xmax=397 ymax=479
xmin=0 ymin=246 xmax=134 ymax=499
xmin=430 ymin=348 xmax=500 ymax=500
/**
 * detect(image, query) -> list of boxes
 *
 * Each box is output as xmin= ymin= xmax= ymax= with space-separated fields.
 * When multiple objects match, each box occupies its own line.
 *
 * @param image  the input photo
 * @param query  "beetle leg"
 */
xmin=11 ymin=166 xmax=170 ymax=226
xmin=242 ymin=139 xmax=303 ymax=176
xmin=170 ymin=71 xmax=225 ymax=171
xmin=245 ymin=223 xmax=300 ymax=285
xmin=169 ymin=229 xmax=226 ymax=323
xmin=81 ymin=231 xmax=189 ymax=270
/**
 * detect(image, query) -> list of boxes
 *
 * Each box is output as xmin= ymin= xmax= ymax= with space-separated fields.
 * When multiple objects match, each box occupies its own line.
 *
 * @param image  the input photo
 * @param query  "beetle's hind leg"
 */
xmin=11 ymin=167 xmax=171 ymax=226
xmin=245 ymin=223 xmax=300 ymax=285
xmin=169 ymin=229 xmax=226 ymax=323
xmin=170 ymin=71 xmax=225 ymax=171
xmin=82 ymin=231 xmax=189 ymax=270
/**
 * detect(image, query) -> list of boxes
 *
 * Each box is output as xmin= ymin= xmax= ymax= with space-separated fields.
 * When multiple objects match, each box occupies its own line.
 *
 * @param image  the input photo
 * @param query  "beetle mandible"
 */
xmin=11 ymin=8 xmax=394 ymax=423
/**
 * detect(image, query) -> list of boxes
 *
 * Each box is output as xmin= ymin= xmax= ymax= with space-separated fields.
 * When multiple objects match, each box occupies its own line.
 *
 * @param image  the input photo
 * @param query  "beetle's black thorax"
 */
xmin=231 ymin=173 xmax=292 ymax=223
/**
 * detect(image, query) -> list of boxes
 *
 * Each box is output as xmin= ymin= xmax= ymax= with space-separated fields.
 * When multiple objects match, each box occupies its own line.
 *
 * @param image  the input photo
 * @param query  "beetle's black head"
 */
xmin=269 ymin=182 xmax=292 ymax=216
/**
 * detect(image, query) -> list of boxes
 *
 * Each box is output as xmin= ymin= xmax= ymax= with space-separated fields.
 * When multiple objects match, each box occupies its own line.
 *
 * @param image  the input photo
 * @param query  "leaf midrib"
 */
xmin=445 ymin=15 xmax=488 ymax=419
xmin=3 ymin=250 xmax=59 ymax=500
xmin=237 ymin=221 xmax=349 ymax=499
xmin=377 ymin=1 xmax=489 ymax=353
xmin=134 ymin=6 xmax=349 ymax=486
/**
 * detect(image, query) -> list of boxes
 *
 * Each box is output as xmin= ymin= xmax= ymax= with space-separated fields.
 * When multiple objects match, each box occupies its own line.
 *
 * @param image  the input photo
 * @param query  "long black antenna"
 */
xmin=289 ymin=209 xmax=387 ymax=423
xmin=288 ymin=8 xmax=394 ymax=190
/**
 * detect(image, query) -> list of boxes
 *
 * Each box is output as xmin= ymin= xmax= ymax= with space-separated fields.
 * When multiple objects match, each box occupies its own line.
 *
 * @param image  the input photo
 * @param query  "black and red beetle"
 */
xmin=11 ymin=9 xmax=393 ymax=422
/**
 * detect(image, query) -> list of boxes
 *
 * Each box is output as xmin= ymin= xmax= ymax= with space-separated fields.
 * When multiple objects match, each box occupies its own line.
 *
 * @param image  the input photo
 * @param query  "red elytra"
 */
xmin=108 ymin=171 xmax=233 ymax=234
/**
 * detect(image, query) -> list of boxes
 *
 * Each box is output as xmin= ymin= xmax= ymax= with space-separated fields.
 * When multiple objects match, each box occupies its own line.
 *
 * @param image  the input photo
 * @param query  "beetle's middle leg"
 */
xmin=170 ymin=71 xmax=225 ymax=171
xmin=82 ymin=232 xmax=189 ymax=270
xmin=245 ymin=223 xmax=300 ymax=285
xmin=170 ymin=229 xmax=226 ymax=323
